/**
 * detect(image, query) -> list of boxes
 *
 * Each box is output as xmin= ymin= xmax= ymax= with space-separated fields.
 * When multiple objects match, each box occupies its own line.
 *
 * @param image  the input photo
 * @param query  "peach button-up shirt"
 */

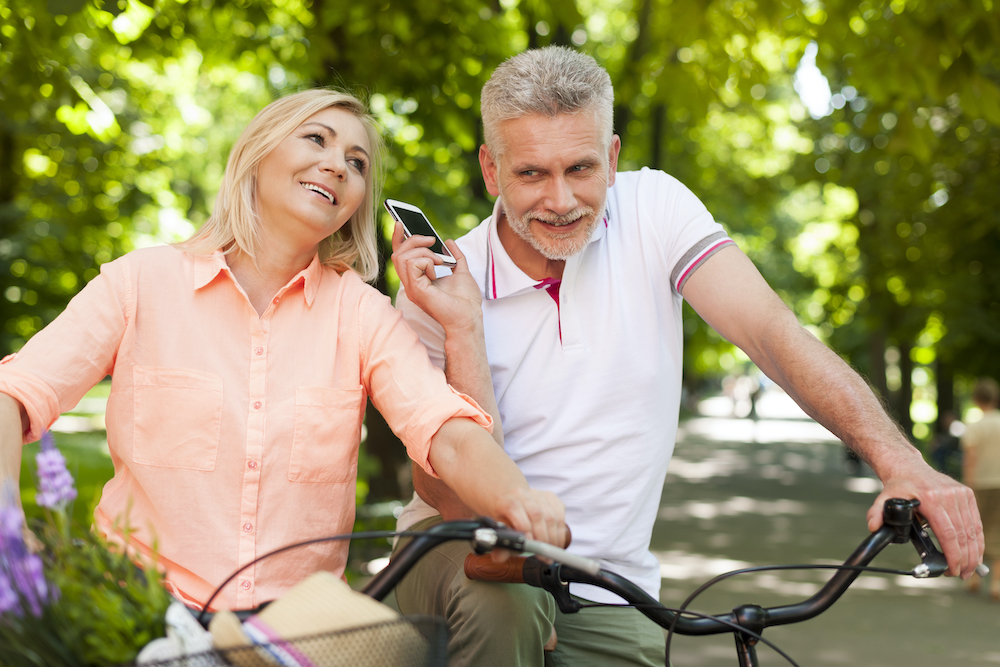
xmin=0 ymin=246 xmax=490 ymax=609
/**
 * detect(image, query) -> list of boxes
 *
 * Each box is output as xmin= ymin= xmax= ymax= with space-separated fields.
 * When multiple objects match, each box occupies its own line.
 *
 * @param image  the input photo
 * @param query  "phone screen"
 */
xmin=393 ymin=206 xmax=449 ymax=256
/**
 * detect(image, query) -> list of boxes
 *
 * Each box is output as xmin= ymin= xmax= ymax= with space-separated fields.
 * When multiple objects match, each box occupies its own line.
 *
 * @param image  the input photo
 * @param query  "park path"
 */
xmin=659 ymin=387 xmax=999 ymax=666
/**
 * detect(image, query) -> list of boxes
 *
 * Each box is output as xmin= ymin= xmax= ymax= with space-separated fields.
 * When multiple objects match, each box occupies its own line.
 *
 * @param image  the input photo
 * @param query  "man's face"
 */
xmin=480 ymin=112 xmax=621 ymax=262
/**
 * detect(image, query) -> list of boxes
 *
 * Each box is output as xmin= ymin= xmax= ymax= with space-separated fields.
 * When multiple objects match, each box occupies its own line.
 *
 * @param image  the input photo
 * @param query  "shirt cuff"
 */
xmin=0 ymin=363 xmax=61 ymax=444
xmin=407 ymin=386 xmax=493 ymax=479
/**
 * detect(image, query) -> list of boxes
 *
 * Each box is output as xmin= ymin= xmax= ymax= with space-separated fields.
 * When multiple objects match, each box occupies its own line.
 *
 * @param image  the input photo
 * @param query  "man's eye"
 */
xmin=520 ymin=170 xmax=538 ymax=177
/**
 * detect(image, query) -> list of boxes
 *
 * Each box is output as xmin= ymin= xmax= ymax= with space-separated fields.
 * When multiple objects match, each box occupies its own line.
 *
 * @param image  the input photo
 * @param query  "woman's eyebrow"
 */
xmin=301 ymin=122 xmax=370 ymax=160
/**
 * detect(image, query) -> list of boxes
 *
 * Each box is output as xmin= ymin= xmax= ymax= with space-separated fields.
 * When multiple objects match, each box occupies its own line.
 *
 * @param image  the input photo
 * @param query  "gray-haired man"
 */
xmin=390 ymin=46 xmax=983 ymax=666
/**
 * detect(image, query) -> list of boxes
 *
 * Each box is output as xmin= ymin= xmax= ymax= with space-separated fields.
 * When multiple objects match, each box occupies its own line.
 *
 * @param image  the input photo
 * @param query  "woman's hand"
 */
xmin=491 ymin=486 xmax=568 ymax=549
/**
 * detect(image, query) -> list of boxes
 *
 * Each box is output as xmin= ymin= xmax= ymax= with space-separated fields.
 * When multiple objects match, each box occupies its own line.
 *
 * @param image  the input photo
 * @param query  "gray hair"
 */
xmin=481 ymin=46 xmax=614 ymax=158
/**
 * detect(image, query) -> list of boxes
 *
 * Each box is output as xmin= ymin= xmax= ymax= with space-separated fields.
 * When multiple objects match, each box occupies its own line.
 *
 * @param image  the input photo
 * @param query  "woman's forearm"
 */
xmin=0 ymin=392 xmax=27 ymax=498
xmin=427 ymin=417 xmax=565 ymax=545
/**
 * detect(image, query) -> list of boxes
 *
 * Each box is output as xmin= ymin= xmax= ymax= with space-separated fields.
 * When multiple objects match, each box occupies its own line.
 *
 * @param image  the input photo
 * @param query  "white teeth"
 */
xmin=302 ymin=182 xmax=335 ymax=204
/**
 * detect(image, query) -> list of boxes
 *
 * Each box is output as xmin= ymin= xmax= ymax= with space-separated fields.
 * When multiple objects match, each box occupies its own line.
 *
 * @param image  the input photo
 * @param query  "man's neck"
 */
xmin=496 ymin=211 xmax=566 ymax=281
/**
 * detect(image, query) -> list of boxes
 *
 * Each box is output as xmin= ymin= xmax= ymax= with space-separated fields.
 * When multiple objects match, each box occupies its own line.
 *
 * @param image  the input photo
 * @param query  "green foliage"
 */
xmin=37 ymin=517 xmax=170 ymax=666
xmin=2 ymin=0 xmax=998 ymax=434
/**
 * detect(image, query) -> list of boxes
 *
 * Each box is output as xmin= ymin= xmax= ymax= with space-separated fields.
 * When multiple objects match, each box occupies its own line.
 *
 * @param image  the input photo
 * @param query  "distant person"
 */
xmin=962 ymin=378 xmax=1000 ymax=600
xmin=930 ymin=410 xmax=963 ymax=479
xmin=0 ymin=88 xmax=566 ymax=611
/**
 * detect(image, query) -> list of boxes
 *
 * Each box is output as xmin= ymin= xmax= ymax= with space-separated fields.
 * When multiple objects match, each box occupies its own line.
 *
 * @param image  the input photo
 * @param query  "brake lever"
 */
xmin=908 ymin=514 xmax=949 ymax=578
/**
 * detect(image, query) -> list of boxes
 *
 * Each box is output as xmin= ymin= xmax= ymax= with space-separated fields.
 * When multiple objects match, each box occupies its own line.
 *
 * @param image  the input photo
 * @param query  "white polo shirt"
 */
xmin=396 ymin=168 xmax=733 ymax=601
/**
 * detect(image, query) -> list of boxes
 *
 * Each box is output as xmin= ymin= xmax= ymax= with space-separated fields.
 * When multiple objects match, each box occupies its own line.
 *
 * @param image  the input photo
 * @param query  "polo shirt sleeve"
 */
xmin=358 ymin=289 xmax=492 ymax=477
xmin=0 ymin=257 xmax=130 ymax=444
xmin=638 ymin=169 xmax=735 ymax=295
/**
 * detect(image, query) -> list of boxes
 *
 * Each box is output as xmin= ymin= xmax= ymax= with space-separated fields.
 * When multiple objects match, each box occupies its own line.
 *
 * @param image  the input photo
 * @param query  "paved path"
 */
xmin=658 ymin=390 xmax=999 ymax=666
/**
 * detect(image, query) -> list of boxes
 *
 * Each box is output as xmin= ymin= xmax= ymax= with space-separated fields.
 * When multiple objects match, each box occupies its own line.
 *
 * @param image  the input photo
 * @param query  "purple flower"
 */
xmin=35 ymin=432 xmax=77 ymax=510
xmin=0 ymin=491 xmax=55 ymax=617
xmin=0 ymin=570 xmax=16 ymax=614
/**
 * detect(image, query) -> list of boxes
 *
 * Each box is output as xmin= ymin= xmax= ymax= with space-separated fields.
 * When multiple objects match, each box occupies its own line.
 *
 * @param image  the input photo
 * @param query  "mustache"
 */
xmin=530 ymin=206 xmax=596 ymax=224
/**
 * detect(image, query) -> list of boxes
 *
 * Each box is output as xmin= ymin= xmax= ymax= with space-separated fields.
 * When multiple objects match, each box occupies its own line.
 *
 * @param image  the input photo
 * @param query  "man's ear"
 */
xmin=479 ymin=145 xmax=502 ymax=197
xmin=606 ymin=134 xmax=622 ymax=187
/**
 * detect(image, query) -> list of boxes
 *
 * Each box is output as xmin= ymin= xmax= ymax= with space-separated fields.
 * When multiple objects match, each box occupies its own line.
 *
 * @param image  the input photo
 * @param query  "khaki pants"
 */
xmin=393 ymin=516 xmax=666 ymax=667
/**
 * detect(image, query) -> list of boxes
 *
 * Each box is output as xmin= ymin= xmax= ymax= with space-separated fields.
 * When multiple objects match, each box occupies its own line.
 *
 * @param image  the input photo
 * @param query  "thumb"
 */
xmin=391 ymin=221 xmax=406 ymax=252
xmin=867 ymin=494 xmax=887 ymax=532
xmin=446 ymin=239 xmax=470 ymax=276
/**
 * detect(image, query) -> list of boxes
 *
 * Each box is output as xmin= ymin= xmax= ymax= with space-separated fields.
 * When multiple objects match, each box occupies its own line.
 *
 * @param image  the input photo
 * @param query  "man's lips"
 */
xmin=535 ymin=217 xmax=584 ymax=231
xmin=301 ymin=182 xmax=337 ymax=205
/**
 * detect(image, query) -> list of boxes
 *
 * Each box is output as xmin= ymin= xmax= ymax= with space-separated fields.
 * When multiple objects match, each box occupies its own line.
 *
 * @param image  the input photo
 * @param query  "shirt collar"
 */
xmin=192 ymin=250 xmax=324 ymax=307
xmin=484 ymin=199 xmax=610 ymax=301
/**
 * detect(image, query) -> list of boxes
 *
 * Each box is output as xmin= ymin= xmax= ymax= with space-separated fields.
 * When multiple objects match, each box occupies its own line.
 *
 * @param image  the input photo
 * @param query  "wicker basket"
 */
xmin=131 ymin=615 xmax=447 ymax=667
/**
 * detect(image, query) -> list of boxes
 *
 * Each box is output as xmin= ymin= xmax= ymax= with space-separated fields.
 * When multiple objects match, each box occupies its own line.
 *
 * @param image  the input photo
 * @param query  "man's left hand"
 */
xmin=867 ymin=462 xmax=983 ymax=579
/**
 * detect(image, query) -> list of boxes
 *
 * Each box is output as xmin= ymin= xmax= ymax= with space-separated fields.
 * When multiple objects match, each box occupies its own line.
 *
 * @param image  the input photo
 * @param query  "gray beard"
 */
xmin=500 ymin=197 xmax=604 ymax=261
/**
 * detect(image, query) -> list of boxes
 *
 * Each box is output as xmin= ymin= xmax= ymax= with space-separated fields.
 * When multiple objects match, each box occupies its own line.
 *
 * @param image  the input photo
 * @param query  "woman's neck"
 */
xmin=227 ymin=247 xmax=315 ymax=317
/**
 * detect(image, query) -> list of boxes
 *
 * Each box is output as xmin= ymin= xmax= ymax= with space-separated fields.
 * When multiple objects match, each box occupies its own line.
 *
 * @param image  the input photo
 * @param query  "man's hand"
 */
xmin=390 ymin=222 xmax=483 ymax=335
xmin=866 ymin=460 xmax=983 ymax=579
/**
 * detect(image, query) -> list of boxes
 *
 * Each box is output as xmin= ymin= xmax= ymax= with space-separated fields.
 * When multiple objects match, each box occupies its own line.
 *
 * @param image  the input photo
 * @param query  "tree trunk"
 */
xmin=935 ymin=360 xmax=954 ymax=433
xmin=897 ymin=341 xmax=913 ymax=437
xmin=867 ymin=329 xmax=889 ymax=404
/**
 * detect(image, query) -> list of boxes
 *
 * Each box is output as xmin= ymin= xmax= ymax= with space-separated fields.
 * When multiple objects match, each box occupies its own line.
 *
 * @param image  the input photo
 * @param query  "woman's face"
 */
xmin=255 ymin=106 xmax=371 ymax=251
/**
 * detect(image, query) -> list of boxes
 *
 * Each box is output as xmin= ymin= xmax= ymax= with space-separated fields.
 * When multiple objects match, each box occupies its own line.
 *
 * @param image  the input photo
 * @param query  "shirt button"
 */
xmin=255 ymin=347 xmax=264 ymax=356
xmin=253 ymin=401 xmax=262 ymax=410
xmin=241 ymin=580 xmax=251 ymax=590
xmin=248 ymin=460 xmax=258 ymax=470
xmin=243 ymin=522 xmax=253 ymax=532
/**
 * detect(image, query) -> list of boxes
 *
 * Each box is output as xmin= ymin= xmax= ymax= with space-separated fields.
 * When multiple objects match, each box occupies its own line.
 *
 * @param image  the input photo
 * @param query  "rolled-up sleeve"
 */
xmin=0 ymin=259 xmax=129 ymax=443
xmin=357 ymin=290 xmax=492 ymax=477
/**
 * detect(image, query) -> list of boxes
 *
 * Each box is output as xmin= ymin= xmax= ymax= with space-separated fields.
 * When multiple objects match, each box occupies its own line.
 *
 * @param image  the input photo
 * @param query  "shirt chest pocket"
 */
xmin=288 ymin=386 xmax=365 ymax=483
xmin=132 ymin=366 xmax=223 ymax=471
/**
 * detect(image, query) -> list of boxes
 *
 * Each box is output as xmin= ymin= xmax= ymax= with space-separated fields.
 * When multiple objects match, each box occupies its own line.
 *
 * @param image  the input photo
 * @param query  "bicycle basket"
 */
xmin=131 ymin=615 xmax=447 ymax=667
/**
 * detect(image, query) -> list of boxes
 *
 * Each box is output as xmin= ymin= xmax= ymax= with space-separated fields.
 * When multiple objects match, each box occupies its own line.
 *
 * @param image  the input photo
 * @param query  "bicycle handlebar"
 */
xmin=386 ymin=498 xmax=961 ymax=637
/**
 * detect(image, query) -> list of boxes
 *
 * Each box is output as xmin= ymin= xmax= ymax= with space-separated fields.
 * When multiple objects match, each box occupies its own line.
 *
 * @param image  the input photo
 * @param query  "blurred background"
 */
xmin=3 ymin=1 xmax=999 ymax=656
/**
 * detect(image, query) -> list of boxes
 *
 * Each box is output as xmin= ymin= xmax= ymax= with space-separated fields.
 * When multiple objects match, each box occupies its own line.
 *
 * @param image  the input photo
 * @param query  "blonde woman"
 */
xmin=0 ymin=89 xmax=566 ymax=610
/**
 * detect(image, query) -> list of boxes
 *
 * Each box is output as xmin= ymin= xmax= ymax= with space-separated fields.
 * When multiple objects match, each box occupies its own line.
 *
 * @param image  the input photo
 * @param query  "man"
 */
xmin=961 ymin=378 xmax=1000 ymax=600
xmin=390 ymin=46 xmax=983 ymax=666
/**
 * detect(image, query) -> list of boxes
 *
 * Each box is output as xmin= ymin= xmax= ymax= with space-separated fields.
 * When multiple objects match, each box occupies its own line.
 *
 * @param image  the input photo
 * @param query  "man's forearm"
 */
xmin=751 ymin=315 xmax=922 ymax=475
xmin=442 ymin=318 xmax=503 ymax=446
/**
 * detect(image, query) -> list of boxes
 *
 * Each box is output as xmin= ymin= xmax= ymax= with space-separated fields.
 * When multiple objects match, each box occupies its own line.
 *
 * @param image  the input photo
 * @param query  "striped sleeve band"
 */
xmin=670 ymin=231 xmax=736 ymax=294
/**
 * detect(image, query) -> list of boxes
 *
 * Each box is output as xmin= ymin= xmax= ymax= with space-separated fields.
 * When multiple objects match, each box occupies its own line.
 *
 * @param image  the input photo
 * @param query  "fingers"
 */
xmin=497 ymin=488 xmax=567 ymax=549
xmin=873 ymin=467 xmax=985 ymax=579
xmin=391 ymin=225 xmax=447 ymax=291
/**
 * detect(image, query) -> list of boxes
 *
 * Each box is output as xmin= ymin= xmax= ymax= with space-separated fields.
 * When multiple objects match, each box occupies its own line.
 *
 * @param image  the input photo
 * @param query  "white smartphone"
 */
xmin=383 ymin=199 xmax=457 ymax=267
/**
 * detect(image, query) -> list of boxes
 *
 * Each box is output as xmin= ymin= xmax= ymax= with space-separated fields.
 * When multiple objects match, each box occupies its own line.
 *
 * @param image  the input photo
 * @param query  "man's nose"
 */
xmin=544 ymin=175 xmax=578 ymax=215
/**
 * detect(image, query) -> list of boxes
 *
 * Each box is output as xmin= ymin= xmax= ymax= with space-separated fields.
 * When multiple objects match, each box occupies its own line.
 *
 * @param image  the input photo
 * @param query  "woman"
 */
xmin=0 ymin=89 xmax=565 ymax=610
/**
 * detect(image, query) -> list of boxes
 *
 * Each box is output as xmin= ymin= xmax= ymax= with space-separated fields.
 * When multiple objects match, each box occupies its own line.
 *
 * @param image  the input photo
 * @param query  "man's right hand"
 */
xmin=390 ymin=222 xmax=485 ymax=337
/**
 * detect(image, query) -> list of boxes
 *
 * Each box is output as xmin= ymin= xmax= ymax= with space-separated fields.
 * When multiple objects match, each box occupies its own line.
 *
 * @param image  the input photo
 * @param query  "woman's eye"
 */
xmin=305 ymin=133 xmax=324 ymax=146
xmin=349 ymin=157 xmax=368 ymax=173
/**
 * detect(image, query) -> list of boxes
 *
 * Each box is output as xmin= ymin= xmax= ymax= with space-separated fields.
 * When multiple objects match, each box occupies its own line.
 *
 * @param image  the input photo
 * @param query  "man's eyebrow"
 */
xmin=300 ymin=122 xmax=371 ymax=160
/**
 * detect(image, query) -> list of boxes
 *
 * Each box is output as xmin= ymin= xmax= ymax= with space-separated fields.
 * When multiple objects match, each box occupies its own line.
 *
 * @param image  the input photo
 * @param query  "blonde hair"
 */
xmin=178 ymin=88 xmax=385 ymax=282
